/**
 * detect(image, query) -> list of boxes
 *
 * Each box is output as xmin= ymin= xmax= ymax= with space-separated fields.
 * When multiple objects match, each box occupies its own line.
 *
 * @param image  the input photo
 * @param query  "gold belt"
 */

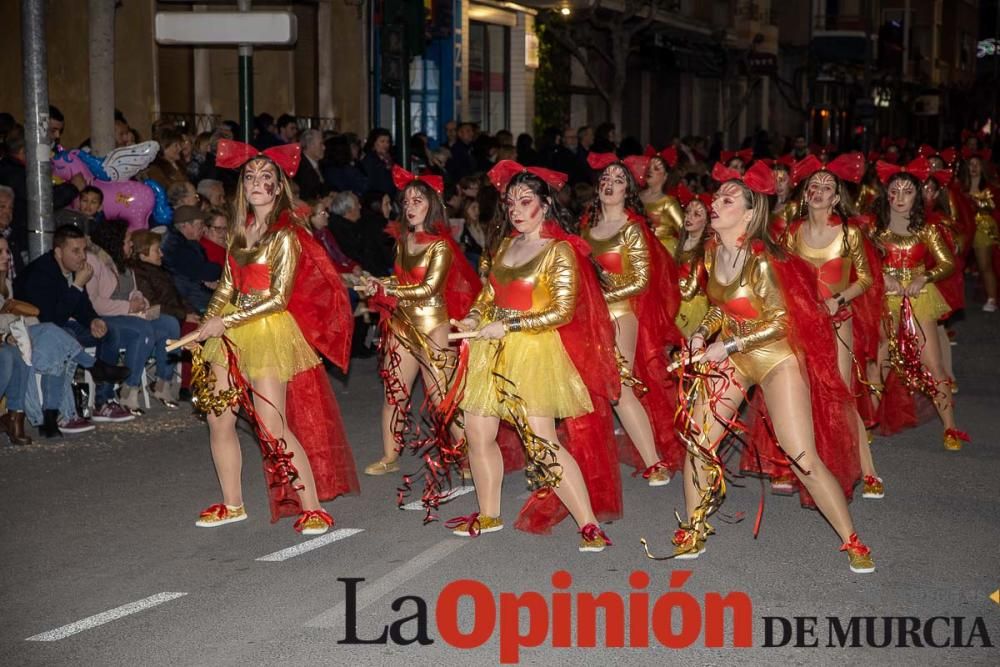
xmin=721 ymin=318 xmax=764 ymax=339
xmin=231 ymin=290 xmax=268 ymax=310
xmin=492 ymin=306 xmax=531 ymax=321
xmin=885 ymin=266 xmax=926 ymax=282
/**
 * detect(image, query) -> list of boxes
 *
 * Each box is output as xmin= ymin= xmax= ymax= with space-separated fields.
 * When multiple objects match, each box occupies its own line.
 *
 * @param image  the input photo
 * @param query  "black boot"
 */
xmin=40 ymin=409 xmax=63 ymax=438
xmin=90 ymin=360 xmax=131 ymax=384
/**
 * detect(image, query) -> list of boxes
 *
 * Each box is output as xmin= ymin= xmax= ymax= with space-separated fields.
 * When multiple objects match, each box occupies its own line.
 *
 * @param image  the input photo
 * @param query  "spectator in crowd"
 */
xmin=0 ymin=333 xmax=31 ymax=444
xmin=161 ymin=205 xmax=221 ymax=314
xmin=0 ymin=185 xmax=25 ymax=273
xmin=592 ymin=122 xmax=617 ymax=153
xmin=578 ymin=125 xmax=594 ymax=153
xmin=446 ymin=122 xmax=477 ymax=182
xmin=75 ymin=185 xmax=105 ymax=235
xmin=143 ymin=128 xmax=189 ymax=190
xmin=275 ymin=114 xmax=299 ymax=144
xmin=13 ymin=224 xmax=134 ymax=423
xmin=199 ymin=207 xmax=228 ymax=267
xmin=515 ymin=133 xmax=540 ymax=166
xmin=791 ymin=134 xmax=809 ymax=160
xmin=444 ymin=120 xmax=458 ymax=149
xmin=0 ymin=129 xmax=85 ymax=252
xmin=196 ymin=178 xmax=225 ymax=208
xmin=295 ymin=129 xmax=328 ymax=201
xmin=87 ymin=220 xmax=179 ymax=414
xmin=496 ymin=129 xmax=514 ymax=147
xmin=187 ymin=131 xmax=214 ymax=182
xmin=114 ymin=117 xmax=133 ymax=148
xmin=167 ymin=181 xmax=200 ymax=210
xmin=323 ymin=134 xmax=368 ymax=196
xmin=472 ymin=133 xmax=499 ymax=172
xmin=48 ymin=105 xmax=65 ymax=147
xmin=361 ymin=128 xmax=396 ymax=197
xmin=329 ymin=191 xmax=391 ymax=276
xmin=458 ymin=197 xmax=484 ymax=268
xmin=252 ymin=112 xmax=280 ymax=150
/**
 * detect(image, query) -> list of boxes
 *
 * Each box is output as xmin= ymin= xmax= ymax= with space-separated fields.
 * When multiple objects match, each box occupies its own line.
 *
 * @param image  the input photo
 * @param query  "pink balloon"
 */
xmin=54 ymin=149 xmax=155 ymax=231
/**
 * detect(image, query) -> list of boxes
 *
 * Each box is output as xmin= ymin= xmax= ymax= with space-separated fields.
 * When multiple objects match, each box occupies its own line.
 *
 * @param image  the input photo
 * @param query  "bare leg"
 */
xmin=611 ymin=314 xmax=659 ymax=468
xmin=936 ymin=324 xmax=954 ymax=384
xmin=378 ymin=333 xmax=422 ymax=462
xmin=835 ymin=321 xmax=876 ymax=478
xmin=419 ymin=324 xmax=466 ymax=445
xmin=681 ymin=363 xmax=748 ymax=518
xmin=205 ymin=363 xmax=243 ymax=507
xmin=974 ymin=244 xmax=997 ymax=302
xmin=760 ymin=359 xmax=856 ymax=543
xmin=464 ymin=412 xmax=503 ymax=516
xmin=527 ymin=415 xmax=598 ymax=529
xmin=913 ymin=315 xmax=956 ymax=430
xmin=251 ymin=376 xmax=321 ymax=511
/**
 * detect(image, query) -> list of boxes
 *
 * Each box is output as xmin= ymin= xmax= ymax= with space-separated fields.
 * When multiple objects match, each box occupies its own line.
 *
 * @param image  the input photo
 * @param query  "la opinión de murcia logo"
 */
xmin=337 ymin=571 xmax=994 ymax=663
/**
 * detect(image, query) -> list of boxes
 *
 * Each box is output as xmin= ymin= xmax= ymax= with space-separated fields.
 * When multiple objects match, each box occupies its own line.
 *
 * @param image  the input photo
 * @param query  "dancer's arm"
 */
xmin=601 ymin=223 xmax=650 ymax=303
xmin=728 ymin=256 xmax=788 ymax=353
xmin=384 ymin=241 xmax=452 ymax=301
xmin=220 ymin=229 xmax=300 ymax=328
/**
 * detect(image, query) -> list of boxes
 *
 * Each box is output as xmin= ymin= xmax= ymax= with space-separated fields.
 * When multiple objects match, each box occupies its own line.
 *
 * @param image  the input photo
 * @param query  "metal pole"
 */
xmin=238 ymin=0 xmax=253 ymax=143
xmin=22 ymin=0 xmax=54 ymax=260
xmin=398 ymin=24 xmax=410 ymax=169
xmin=88 ymin=0 xmax=116 ymax=155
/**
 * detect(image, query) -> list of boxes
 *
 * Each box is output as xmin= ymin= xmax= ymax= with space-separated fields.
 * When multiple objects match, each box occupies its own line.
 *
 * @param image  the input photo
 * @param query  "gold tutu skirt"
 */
xmin=886 ymin=282 xmax=950 ymax=324
xmin=461 ymin=329 xmax=592 ymax=419
xmin=973 ymin=212 xmax=999 ymax=249
xmin=676 ymin=294 xmax=709 ymax=338
xmin=202 ymin=303 xmax=319 ymax=382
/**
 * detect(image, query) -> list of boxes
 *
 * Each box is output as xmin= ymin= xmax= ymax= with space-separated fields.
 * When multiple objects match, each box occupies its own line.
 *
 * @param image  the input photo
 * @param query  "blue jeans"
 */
xmin=148 ymin=315 xmax=180 ymax=381
xmin=0 ymin=345 xmax=28 ymax=411
xmin=102 ymin=316 xmax=155 ymax=388
xmin=62 ymin=319 xmax=123 ymax=405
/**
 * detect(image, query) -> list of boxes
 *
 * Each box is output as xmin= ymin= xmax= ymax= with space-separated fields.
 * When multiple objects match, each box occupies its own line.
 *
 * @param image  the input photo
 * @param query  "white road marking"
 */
xmin=25 ymin=592 xmax=187 ymax=642
xmin=305 ymin=539 xmax=469 ymax=628
xmin=256 ymin=528 xmax=365 ymax=562
xmin=400 ymin=485 xmax=476 ymax=510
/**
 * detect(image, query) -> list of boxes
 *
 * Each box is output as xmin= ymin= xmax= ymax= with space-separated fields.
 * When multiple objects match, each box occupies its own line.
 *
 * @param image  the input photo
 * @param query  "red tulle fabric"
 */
xmin=387 ymin=221 xmax=480 ymax=319
xmin=514 ymin=221 xmax=623 ymax=533
xmin=259 ymin=213 xmax=359 ymax=521
xmin=739 ymin=248 xmax=861 ymax=506
xmin=875 ymin=371 xmax=937 ymax=436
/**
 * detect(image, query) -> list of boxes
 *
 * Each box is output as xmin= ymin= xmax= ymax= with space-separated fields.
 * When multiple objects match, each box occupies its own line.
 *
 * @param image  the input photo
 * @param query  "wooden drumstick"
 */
xmin=666 ymin=352 xmax=705 ymax=373
xmin=165 ymin=331 xmax=202 ymax=353
xmin=447 ymin=331 xmax=480 ymax=341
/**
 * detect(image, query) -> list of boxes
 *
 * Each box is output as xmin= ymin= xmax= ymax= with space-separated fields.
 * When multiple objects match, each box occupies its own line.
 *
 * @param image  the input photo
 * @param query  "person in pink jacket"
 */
xmin=86 ymin=220 xmax=180 ymax=412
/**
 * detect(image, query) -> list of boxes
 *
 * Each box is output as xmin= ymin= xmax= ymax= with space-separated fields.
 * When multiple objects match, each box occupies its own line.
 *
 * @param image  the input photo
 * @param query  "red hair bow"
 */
xmin=711 ymin=160 xmax=775 ymax=195
xmin=643 ymin=144 xmax=657 ymax=157
xmin=659 ymin=146 xmax=679 ymax=168
xmin=961 ymin=147 xmax=992 ymax=162
xmin=776 ymin=153 xmax=795 ymax=168
xmin=720 ymin=148 xmax=753 ymax=164
xmin=961 ymin=129 xmax=987 ymax=143
xmin=674 ymin=183 xmax=712 ymax=212
xmin=586 ymin=152 xmax=618 ymax=171
xmin=929 ymin=170 xmax=953 ymax=187
xmin=216 ymin=139 xmax=301 ymax=178
xmin=876 ymin=157 xmax=931 ymax=185
xmin=792 ymin=152 xmax=865 ymax=186
xmin=622 ymin=155 xmax=650 ymax=187
xmin=487 ymin=159 xmax=568 ymax=193
xmin=391 ymin=164 xmax=444 ymax=195
xmin=917 ymin=144 xmax=957 ymax=166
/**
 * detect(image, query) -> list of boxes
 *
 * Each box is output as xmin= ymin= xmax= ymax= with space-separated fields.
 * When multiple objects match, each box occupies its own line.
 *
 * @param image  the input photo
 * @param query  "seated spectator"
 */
xmin=142 ymin=129 xmax=189 ymax=190
xmin=361 ymin=128 xmax=396 ymax=197
xmin=88 ymin=221 xmax=180 ymax=413
xmin=129 ymin=230 xmax=199 ymax=407
xmin=459 ymin=197 xmax=484 ymax=268
xmin=187 ymin=131 xmax=214 ymax=183
xmin=0 ymin=184 xmax=25 ymax=273
xmin=199 ymin=207 xmax=228 ymax=266
xmin=322 ymin=135 xmax=368 ymax=196
xmin=296 ymin=129 xmax=328 ymax=201
xmin=196 ymin=178 xmax=226 ymax=208
xmin=161 ymin=205 xmax=221 ymax=313
xmin=0 ymin=340 xmax=30 ymax=444
xmin=275 ymin=114 xmax=299 ymax=144
xmin=252 ymin=113 xmax=280 ymax=150
xmin=13 ymin=224 xmax=133 ymax=423
xmin=77 ymin=185 xmax=105 ymax=229
xmin=360 ymin=190 xmax=396 ymax=264
xmin=329 ymin=191 xmax=392 ymax=276
xmin=308 ymin=200 xmax=360 ymax=276
xmin=167 ymin=181 xmax=199 ymax=210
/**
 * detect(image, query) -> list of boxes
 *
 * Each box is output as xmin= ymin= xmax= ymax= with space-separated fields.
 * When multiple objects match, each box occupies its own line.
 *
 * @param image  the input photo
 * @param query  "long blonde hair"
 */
xmin=228 ymin=157 xmax=305 ymax=250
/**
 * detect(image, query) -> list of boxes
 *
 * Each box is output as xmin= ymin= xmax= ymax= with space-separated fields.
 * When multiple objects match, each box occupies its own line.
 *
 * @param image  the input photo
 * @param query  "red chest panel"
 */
xmin=816 ymin=257 xmax=846 ymax=298
xmin=394 ymin=263 xmax=427 ymax=285
xmin=491 ymin=275 xmax=534 ymax=311
xmin=229 ymin=256 xmax=270 ymax=292
xmin=595 ymin=251 xmax=623 ymax=275
xmin=721 ymin=296 xmax=759 ymax=320
xmin=885 ymin=243 xmax=927 ymax=269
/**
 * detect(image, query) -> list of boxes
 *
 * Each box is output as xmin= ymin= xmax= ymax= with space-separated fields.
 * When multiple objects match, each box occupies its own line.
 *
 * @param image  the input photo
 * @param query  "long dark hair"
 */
xmin=587 ymin=163 xmax=646 ymax=227
xmin=488 ymin=171 xmax=577 ymax=256
xmin=875 ymin=172 xmax=925 ymax=235
xmin=398 ymin=180 xmax=447 ymax=240
xmin=90 ymin=218 xmax=129 ymax=272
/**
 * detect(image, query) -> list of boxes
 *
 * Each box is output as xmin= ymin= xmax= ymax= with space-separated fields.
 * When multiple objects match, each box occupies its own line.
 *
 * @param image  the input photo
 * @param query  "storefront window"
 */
xmin=469 ymin=21 xmax=509 ymax=132
xmin=410 ymin=56 xmax=440 ymax=140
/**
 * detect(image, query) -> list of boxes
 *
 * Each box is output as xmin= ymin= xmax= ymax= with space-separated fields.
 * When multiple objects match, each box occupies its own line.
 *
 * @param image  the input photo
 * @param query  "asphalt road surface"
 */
xmin=2 ymin=304 xmax=998 ymax=666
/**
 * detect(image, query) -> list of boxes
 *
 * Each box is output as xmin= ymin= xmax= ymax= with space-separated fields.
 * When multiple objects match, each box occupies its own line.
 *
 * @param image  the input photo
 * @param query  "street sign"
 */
xmin=154 ymin=11 xmax=297 ymax=45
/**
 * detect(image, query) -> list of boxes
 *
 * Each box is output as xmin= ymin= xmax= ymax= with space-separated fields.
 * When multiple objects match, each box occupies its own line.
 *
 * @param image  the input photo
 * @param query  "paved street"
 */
xmin=2 ymin=302 xmax=998 ymax=666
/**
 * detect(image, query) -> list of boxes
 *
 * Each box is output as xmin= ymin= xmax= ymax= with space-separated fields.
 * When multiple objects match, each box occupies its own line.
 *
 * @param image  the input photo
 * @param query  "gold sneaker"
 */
xmin=770 ymin=474 xmax=796 ymax=495
xmin=579 ymin=524 xmax=613 ymax=552
xmin=862 ymin=475 xmax=885 ymax=499
xmin=841 ymin=533 xmax=875 ymax=574
xmin=294 ymin=509 xmax=334 ymax=536
xmin=364 ymin=458 xmax=400 ymax=475
xmin=646 ymin=468 xmax=671 ymax=487
xmin=195 ymin=503 xmax=247 ymax=528
xmin=943 ymin=428 xmax=969 ymax=452
xmin=671 ymin=528 xmax=705 ymax=560
xmin=447 ymin=513 xmax=503 ymax=536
